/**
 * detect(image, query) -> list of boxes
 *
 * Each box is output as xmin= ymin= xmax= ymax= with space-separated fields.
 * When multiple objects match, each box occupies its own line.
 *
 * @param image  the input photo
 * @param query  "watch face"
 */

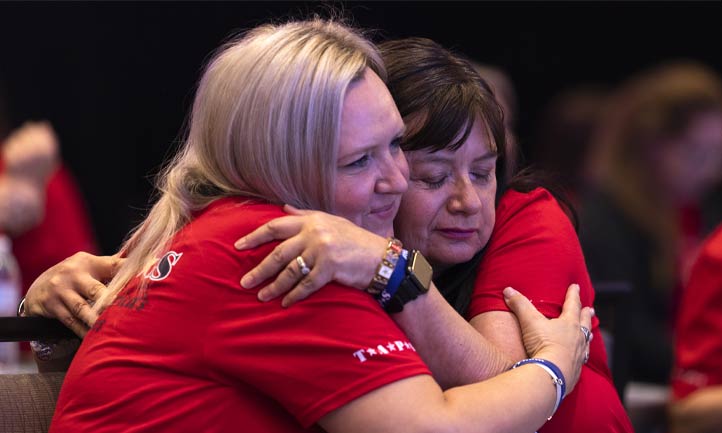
xmin=409 ymin=250 xmax=433 ymax=293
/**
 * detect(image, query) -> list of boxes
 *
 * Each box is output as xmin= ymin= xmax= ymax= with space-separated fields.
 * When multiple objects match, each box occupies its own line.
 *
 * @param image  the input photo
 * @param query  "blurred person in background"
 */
xmin=0 ymin=121 xmax=56 ymax=237
xmin=579 ymin=61 xmax=722 ymax=386
xmin=0 ymin=77 xmax=98 ymax=298
xmin=670 ymin=222 xmax=722 ymax=433
xmin=531 ymin=84 xmax=610 ymax=205
xmin=1 ymin=78 xmax=98 ymax=364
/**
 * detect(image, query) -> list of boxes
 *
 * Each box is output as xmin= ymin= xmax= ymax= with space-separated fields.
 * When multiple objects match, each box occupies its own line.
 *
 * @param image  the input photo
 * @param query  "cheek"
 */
xmin=480 ymin=205 xmax=496 ymax=245
xmin=396 ymin=189 xmax=436 ymax=245
xmin=477 ymin=185 xmax=497 ymax=244
xmin=333 ymin=179 xmax=366 ymax=223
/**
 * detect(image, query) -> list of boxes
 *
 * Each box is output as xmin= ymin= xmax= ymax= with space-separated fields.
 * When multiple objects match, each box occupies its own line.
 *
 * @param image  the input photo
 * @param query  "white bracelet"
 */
xmin=17 ymin=296 xmax=27 ymax=317
xmin=512 ymin=358 xmax=565 ymax=420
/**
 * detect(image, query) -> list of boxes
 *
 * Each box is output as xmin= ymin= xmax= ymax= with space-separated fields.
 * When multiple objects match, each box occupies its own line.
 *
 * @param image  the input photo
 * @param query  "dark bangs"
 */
xmin=380 ymin=38 xmax=506 ymax=157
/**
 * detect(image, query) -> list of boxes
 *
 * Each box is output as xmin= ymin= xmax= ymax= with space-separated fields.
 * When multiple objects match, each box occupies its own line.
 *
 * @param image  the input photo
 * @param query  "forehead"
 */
xmin=419 ymin=118 xmax=496 ymax=158
xmin=339 ymin=69 xmax=404 ymax=152
xmin=405 ymin=112 xmax=498 ymax=154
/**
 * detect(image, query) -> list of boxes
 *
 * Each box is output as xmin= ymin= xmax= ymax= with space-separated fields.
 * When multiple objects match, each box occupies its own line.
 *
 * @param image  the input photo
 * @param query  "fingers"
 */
xmin=23 ymin=252 xmax=116 ymax=338
xmin=234 ymin=216 xmax=302 ymax=250
xmin=558 ymin=284 xmax=582 ymax=321
xmin=580 ymin=306 xmax=594 ymax=342
xmin=503 ymin=287 xmax=543 ymax=323
xmin=282 ymin=204 xmax=312 ymax=215
xmin=34 ymin=290 xmax=91 ymax=338
xmin=241 ymin=236 xmax=306 ymax=289
xmin=59 ymin=290 xmax=94 ymax=337
xmin=281 ymin=269 xmax=328 ymax=308
xmin=255 ymin=252 xmax=313 ymax=301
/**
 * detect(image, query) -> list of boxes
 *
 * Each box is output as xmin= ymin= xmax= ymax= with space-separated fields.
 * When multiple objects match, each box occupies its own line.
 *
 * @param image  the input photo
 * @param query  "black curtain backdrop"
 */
xmin=1 ymin=1 xmax=720 ymax=254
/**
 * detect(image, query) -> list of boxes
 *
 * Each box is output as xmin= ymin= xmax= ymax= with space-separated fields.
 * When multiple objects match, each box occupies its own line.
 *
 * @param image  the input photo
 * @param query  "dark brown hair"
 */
xmin=379 ymin=38 xmax=509 ymax=180
xmin=380 ymin=37 xmax=576 ymax=314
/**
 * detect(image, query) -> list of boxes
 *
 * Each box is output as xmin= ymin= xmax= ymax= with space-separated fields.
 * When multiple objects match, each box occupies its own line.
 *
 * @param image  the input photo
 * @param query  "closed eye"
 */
xmin=344 ymin=154 xmax=371 ymax=169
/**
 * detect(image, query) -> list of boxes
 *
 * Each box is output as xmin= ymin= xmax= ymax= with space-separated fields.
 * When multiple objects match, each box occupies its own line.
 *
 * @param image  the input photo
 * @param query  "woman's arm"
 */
xmin=320 ymin=287 xmax=591 ymax=433
xmin=235 ymin=206 xmax=591 ymax=387
xmin=669 ymin=386 xmax=722 ymax=433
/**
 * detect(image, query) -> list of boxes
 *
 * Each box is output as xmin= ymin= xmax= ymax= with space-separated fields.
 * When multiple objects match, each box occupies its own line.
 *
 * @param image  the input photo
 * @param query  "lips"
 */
xmin=369 ymin=202 xmax=397 ymax=219
xmin=436 ymin=228 xmax=477 ymax=240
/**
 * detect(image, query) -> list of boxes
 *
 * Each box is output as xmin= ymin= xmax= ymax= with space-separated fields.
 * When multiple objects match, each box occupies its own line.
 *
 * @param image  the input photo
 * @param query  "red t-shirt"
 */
xmin=468 ymin=188 xmax=633 ymax=433
xmin=10 ymin=164 xmax=98 ymax=294
xmin=51 ymin=199 xmax=430 ymax=432
xmin=672 ymin=224 xmax=722 ymax=400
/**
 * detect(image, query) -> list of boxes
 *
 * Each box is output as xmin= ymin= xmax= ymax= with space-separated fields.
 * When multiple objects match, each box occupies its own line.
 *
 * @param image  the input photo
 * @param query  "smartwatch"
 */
xmin=383 ymin=249 xmax=433 ymax=313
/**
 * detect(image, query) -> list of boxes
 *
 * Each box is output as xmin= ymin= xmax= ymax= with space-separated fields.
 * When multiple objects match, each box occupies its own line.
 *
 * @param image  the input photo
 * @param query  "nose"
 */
xmin=447 ymin=177 xmax=482 ymax=215
xmin=375 ymin=151 xmax=409 ymax=195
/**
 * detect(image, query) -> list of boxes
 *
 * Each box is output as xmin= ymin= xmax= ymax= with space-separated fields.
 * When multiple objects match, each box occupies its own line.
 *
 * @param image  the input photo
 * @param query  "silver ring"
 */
xmin=296 ymin=256 xmax=311 ymax=276
xmin=583 ymin=350 xmax=590 ymax=364
xmin=580 ymin=326 xmax=591 ymax=343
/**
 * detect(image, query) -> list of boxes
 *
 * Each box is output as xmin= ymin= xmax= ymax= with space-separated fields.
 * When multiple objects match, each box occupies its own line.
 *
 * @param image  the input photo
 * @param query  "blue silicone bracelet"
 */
xmin=376 ymin=249 xmax=408 ymax=309
xmin=511 ymin=358 xmax=566 ymax=420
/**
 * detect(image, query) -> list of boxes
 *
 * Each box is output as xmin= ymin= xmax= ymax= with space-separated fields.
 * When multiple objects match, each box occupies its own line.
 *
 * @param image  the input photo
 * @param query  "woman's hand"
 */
xmin=503 ymin=284 xmax=593 ymax=396
xmin=23 ymin=252 xmax=124 ymax=337
xmin=235 ymin=205 xmax=388 ymax=307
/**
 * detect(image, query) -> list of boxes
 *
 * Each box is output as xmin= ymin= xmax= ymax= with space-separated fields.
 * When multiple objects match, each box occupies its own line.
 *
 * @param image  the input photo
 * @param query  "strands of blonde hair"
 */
xmin=94 ymin=19 xmax=384 ymax=312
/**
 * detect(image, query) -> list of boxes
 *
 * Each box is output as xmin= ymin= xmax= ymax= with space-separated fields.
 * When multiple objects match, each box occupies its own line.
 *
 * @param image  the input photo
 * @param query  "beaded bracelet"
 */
xmin=366 ymin=238 xmax=403 ymax=295
xmin=511 ymin=358 xmax=566 ymax=420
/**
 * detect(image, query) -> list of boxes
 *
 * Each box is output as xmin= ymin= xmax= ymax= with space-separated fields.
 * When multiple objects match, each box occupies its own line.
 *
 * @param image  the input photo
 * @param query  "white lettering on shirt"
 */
xmin=352 ymin=340 xmax=416 ymax=363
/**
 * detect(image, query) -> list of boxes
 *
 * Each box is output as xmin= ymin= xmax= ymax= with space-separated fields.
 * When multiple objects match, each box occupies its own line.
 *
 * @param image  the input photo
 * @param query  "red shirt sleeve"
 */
xmin=468 ymin=188 xmax=596 ymax=318
xmin=672 ymin=225 xmax=722 ymax=400
xmin=467 ymin=188 xmax=606 ymax=376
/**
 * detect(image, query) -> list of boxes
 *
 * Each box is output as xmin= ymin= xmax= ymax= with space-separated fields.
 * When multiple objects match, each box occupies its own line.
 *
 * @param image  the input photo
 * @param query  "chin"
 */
xmin=433 ymin=249 xmax=477 ymax=269
xmin=369 ymin=223 xmax=394 ymax=238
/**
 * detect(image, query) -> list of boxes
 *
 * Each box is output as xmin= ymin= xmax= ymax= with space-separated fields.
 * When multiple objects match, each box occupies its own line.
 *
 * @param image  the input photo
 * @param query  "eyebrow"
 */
xmin=416 ymin=151 xmax=497 ymax=165
xmin=338 ymin=124 xmax=408 ymax=160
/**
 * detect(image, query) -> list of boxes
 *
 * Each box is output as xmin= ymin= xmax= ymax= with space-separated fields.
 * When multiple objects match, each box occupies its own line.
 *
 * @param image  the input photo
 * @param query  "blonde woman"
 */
xmin=44 ymin=19 xmax=589 ymax=433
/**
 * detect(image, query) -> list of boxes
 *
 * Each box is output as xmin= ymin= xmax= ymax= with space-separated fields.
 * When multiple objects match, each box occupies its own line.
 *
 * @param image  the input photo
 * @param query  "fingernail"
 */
xmin=258 ymin=291 xmax=269 ymax=302
xmin=234 ymin=238 xmax=246 ymax=250
xmin=241 ymin=274 xmax=254 ymax=289
xmin=572 ymin=283 xmax=580 ymax=291
xmin=590 ymin=307 xmax=596 ymax=317
xmin=503 ymin=287 xmax=519 ymax=298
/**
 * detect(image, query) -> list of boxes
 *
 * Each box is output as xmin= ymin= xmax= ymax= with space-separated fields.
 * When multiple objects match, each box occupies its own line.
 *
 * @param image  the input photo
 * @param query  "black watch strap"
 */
xmin=384 ymin=250 xmax=432 ymax=313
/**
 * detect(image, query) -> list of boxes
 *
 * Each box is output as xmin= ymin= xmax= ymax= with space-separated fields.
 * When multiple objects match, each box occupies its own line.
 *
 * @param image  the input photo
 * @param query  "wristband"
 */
xmin=376 ymin=249 xmax=408 ymax=309
xmin=511 ymin=358 xmax=566 ymax=420
xmin=366 ymin=238 xmax=403 ymax=295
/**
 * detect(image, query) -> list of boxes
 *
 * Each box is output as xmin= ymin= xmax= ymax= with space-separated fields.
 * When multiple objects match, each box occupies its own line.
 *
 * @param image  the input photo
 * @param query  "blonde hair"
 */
xmin=96 ymin=18 xmax=385 ymax=310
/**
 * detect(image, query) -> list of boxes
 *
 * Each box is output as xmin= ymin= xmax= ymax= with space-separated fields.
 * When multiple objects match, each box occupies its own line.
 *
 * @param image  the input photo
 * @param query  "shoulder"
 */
xmin=185 ymin=198 xmax=286 ymax=244
xmin=159 ymin=198 xmax=287 ymax=284
xmin=492 ymin=187 xmax=573 ymax=245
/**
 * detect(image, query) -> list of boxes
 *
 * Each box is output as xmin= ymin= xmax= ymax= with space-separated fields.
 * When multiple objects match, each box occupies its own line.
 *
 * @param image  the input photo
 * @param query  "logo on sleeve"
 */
xmin=145 ymin=251 xmax=183 ymax=281
xmin=352 ymin=340 xmax=416 ymax=363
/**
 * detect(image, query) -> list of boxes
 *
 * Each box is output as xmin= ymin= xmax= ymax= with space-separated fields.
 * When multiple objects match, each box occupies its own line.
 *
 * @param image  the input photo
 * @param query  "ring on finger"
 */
xmin=296 ymin=256 xmax=311 ymax=276
xmin=580 ymin=326 xmax=591 ymax=343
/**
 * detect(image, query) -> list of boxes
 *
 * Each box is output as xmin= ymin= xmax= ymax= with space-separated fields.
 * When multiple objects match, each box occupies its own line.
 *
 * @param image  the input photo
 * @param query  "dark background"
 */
xmin=1 ymin=1 xmax=720 ymax=254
